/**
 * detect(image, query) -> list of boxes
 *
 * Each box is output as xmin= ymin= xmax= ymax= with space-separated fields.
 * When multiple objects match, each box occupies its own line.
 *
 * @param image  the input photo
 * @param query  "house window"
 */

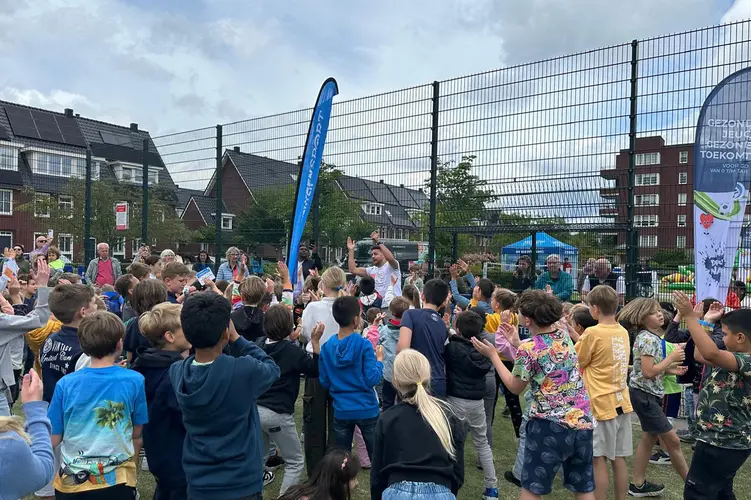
xmin=635 ymin=173 xmax=660 ymax=186
xmin=34 ymin=193 xmax=50 ymax=218
xmin=635 ymin=194 xmax=659 ymax=206
xmin=0 ymin=145 xmax=18 ymax=171
xmin=639 ymin=234 xmax=658 ymax=248
xmin=58 ymin=234 xmax=73 ymax=260
xmin=112 ymin=237 xmax=126 ymax=258
xmin=0 ymin=189 xmax=12 ymax=215
xmin=677 ymin=215 xmax=687 ymax=227
xmin=221 ymin=216 xmax=233 ymax=230
xmin=677 ymin=235 xmax=687 ymax=248
xmin=634 ymin=215 xmax=659 ymax=227
xmin=679 ymin=151 xmax=689 ymax=164
xmin=0 ymin=231 xmax=12 ymax=249
xmin=200 ymin=243 xmax=209 ymax=252
xmin=362 ymin=203 xmax=383 ymax=216
xmin=635 ymin=152 xmax=660 ymax=166
xmin=58 ymin=195 xmax=73 ymax=218
xmin=115 ymin=165 xmax=159 ymax=185
xmin=678 ymin=172 xmax=688 ymax=185
xmin=678 ymin=193 xmax=687 ymax=206
xmin=32 ymin=152 xmax=97 ymax=179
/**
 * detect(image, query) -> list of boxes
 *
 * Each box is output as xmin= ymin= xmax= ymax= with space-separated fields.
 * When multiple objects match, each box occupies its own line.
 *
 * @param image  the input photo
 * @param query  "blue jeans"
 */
xmin=384 ymin=481 xmax=455 ymax=499
xmin=333 ymin=416 xmax=378 ymax=458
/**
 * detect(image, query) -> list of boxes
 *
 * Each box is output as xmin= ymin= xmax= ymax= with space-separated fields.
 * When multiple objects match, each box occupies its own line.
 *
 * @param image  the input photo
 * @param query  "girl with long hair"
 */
xmin=301 ymin=266 xmax=347 ymax=475
xmin=371 ymin=349 xmax=465 ymax=499
xmin=193 ymin=250 xmax=213 ymax=273
xmin=279 ymin=449 xmax=360 ymax=500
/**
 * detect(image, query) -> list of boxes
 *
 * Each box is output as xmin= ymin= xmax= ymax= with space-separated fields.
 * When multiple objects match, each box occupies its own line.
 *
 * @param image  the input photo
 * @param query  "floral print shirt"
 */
xmin=696 ymin=352 xmax=751 ymax=450
xmin=512 ymin=329 xmax=593 ymax=430
xmin=629 ymin=330 xmax=665 ymax=398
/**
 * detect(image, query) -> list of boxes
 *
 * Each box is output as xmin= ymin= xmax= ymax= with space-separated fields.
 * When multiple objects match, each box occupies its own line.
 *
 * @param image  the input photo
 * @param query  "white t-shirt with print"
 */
xmin=366 ymin=262 xmax=402 ymax=299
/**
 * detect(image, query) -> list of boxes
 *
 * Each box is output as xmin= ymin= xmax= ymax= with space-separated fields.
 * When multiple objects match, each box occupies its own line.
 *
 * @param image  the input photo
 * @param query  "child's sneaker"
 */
xmin=482 ymin=487 xmax=499 ymax=499
xmin=503 ymin=471 xmax=521 ymax=488
xmin=677 ymin=428 xmax=696 ymax=443
xmin=263 ymin=469 xmax=276 ymax=487
xmin=265 ymin=455 xmax=285 ymax=471
xmin=628 ymin=480 xmax=665 ymax=497
xmin=648 ymin=450 xmax=671 ymax=465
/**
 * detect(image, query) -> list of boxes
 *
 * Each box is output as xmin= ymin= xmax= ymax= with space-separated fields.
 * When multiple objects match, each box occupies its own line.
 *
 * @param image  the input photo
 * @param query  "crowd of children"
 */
xmin=2 ymin=238 xmax=751 ymax=500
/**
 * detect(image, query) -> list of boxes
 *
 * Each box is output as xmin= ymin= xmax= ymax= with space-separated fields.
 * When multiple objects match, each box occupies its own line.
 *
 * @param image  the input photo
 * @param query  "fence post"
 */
xmin=214 ymin=125 xmax=223 ymax=273
xmin=142 ymin=138 xmax=149 ymax=246
xmin=84 ymin=149 xmax=93 ymax=264
xmin=428 ymin=81 xmax=440 ymax=276
xmin=530 ymin=231 xmax=538 ymax=276
xmin=626 ymin=39 xmax=639 ymax=301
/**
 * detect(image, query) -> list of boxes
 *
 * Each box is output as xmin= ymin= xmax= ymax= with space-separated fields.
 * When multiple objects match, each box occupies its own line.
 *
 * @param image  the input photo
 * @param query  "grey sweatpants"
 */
xmin=449 ymin=396 xmax=498 ymax=489
xmin=258 ymin=405 xmax=305 ymax=495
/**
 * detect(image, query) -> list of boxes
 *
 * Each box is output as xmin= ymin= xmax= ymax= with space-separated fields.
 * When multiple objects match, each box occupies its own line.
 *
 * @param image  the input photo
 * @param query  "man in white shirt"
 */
xmin=347 ymin=231 xmax=402 ymax=299
xmin=581 ymin=258 xmax=625 ymax=306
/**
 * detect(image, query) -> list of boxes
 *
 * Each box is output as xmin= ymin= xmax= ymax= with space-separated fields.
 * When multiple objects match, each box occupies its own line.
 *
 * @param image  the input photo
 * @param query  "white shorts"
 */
xmin=35 ymin=444 xmax=61 ymax=497
xmin=593 ymin=412 xmax=633 ymax=460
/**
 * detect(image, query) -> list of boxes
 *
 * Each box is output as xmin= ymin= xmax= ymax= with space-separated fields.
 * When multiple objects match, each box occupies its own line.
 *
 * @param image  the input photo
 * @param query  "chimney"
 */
xmin=74 ymin=113 xmax=80 ymax=117
xmin=399 ymin=184 xmax=404 ymax=188
xmin=130 ymin=123 xmax=138 ymax=131
xmin=64 ymin=108 xmax=74 ymax=118
xmin=233 ymin=146 xmax=241 ymax=153
xmin=379 ymin=179 xmax=384 ymax=184
xmin=418 ymin=188 xmax=424 ymax=193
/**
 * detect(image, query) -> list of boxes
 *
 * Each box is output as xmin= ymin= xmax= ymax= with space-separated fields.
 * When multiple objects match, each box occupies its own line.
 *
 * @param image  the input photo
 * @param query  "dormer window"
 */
xmin=113 ymin=163 xmax=159 ymax=185
xmin=29 ymin=150 xmax=99 ymax=179
xmin=362 ymin=202 xmax=383 ymax=216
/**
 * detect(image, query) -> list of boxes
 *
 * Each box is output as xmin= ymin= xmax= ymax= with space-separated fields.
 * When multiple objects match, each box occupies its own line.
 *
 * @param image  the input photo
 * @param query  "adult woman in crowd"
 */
xmin=135 ymin=245 xmax=151 ymax=263
xmin=159 ymin=249 xmax=176 ymax=265
xmin=404 ymin=264 xmax=424 ymax=292
xmin=216 ymin=246 xmax=249 ymax=282
xmin=193 ymin=250 xmax=213 ymax=273
xmin=511 ymin=255 xmax=534 ymax=293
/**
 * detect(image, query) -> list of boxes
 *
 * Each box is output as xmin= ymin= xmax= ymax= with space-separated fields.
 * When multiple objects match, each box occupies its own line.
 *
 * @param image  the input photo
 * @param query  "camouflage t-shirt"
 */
xmin=629 ymin=330 xmax=665 ymax=398
xmin=696 ymin=352 xmax=751 ymax=450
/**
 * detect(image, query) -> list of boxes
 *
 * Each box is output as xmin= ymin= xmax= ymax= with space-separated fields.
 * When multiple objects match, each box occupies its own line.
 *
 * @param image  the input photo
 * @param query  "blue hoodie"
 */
xmin=169 ymin=337 xmax=280 ymax=500
xmin=319 ymin=333 xmax=383 ymax=420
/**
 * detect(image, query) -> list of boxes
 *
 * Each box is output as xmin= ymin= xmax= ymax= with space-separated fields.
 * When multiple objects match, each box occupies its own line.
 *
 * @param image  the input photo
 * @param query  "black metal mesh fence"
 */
xmin=7 ymin=20 xmax=742 ymax=302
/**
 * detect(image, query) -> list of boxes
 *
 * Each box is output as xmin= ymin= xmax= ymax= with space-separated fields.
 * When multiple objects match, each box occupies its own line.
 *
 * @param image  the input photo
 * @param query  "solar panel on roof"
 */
xmin=31 ymin=110 xmax=56 ymax=123
xmin=3 ymin=104 xmax=87 ymax=146
xmin=100 ymin=131 xmax=132 ymax=147
xmin=0 ymin=126 xmax=8 ymax=140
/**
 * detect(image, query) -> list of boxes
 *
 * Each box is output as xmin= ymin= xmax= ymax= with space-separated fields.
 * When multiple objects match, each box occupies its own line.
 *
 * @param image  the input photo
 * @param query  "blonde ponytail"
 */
xmin=0 ymin=416 xmax=30 ymax=444
xmin=392 ymin=349 xmax=455 ymax=458
xmin=321 ymin=267 xmax=347 ymax=298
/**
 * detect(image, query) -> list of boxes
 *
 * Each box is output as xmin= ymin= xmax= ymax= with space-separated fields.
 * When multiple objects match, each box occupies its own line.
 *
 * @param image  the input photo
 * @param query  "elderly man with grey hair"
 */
xmin=534 ymin=254 xmax=574 ymax=301
xmin=85 ymin=242 xmax=122 ymax=287
xmin=581 ymin=258 xmax=625 ymax=305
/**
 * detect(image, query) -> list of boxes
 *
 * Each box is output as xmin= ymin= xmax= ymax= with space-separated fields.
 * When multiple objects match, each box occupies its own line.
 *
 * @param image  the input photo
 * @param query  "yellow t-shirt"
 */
xmin=575 ymin=323 xmax=633 ymax=421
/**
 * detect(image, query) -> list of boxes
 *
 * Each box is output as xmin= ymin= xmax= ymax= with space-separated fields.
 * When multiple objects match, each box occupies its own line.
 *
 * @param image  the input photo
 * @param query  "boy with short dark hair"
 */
xmin=256 ymin=304 xmax=324 ymax=495
xmin=674 ymin=293 xmax=751 ymax=499
xmin=115 ymin=273 xmax=138 ymax=322
xmin=131 ymin=302 xmax=190 ymax=500
xmin=123 ymin=279 xmax=169 ymax=366
xmin=319 ymin=295 xmax=383 ymax=455
xmin=380 ymin=296 xmax=409 ymax=410
xmin=358 ymin=276 xmax=383 ymax=311
xmin=126 ymin=261 xmax=150 ymax=282
xmin=169 ymin=292 xmax=280 ymax=500
xmin=398 ymin=278 xmax=451 ymax=397
xmin=48 ymin=311 xmax=148 ymax=499
xmin=41 ymin=284 xmax=97 ymax=403
xmin=576 ymin=285 xmax=633 ymax=500
xmin=445 ymin=310 xmax=498 ymax=500
xmin=161 ymin=262 xmax=192 ymax=304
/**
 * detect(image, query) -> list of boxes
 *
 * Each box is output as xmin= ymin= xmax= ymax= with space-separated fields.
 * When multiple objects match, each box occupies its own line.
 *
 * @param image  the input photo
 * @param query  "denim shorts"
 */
xmin=522 ymin=418 xmax=595 ymax=495
xmin=383 ymin=481 xmax=455 ymax=499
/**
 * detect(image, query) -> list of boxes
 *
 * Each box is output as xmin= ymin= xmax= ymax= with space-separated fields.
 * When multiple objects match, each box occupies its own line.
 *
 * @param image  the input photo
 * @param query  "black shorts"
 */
xmin=630 ymin=387 xmax=672 ymax=435
xmin=521 ymin=418 xmax=595 ymax=495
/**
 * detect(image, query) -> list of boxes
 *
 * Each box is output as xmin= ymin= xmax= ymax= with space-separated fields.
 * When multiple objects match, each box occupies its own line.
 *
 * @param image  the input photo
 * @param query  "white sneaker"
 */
xmin=140 ymin=455 xmax=149 ymax=471
xmin=263 ymin=469 xmax=276 ymax=487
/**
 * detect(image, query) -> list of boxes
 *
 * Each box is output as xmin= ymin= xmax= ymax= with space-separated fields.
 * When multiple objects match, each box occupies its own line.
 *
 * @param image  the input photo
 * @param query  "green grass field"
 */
xmin=18 ymin=392 xmax=751 ymax=500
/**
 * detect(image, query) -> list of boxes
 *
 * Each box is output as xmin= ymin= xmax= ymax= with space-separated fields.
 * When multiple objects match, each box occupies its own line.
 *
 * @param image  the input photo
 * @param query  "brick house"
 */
xmin=0 ymin=100 xmax=175 ymax=261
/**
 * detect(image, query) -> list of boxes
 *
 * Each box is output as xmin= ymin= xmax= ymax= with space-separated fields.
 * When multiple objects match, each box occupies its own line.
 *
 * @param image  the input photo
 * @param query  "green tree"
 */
xmin=426 ymin=155 xmax=496 ymax=259
xmin=19 ymin=179 xmax=189 ymax=260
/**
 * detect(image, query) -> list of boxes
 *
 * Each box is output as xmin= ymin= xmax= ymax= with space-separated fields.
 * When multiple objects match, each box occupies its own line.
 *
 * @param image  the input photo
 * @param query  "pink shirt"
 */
xmin=95 ymin=258 xmax=114 ymax=287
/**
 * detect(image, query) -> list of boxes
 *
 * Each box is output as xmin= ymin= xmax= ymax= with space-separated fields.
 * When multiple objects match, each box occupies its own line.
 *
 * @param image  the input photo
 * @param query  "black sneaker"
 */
xmin=677 ymin=428 xmax=696 ymax=444
xmin=504 ymin=471 xmax=521 ymax=488
xmin=265 ymin=455 xmax=285 ymax=471
xmin=648 ymin=450 xmax=671 ymax=465
xmin=628 ymin=480 xmax=665 ymax=497
xmin=263 ymin=470 xmax=276 ymax=487
xmin=501 ymin=407 xmax=511 ymax=418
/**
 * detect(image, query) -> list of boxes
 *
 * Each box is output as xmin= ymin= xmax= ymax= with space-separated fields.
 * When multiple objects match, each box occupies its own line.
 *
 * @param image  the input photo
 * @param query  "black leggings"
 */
xmin=55 ymin=484 xmax=136 ymax=500
xmin=499 ymin=363 xmax=523 ymax=438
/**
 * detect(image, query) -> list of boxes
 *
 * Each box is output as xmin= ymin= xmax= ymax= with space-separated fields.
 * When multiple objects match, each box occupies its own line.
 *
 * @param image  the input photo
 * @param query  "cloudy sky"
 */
xmin=0 ymin=0 xmax=744 ymax=136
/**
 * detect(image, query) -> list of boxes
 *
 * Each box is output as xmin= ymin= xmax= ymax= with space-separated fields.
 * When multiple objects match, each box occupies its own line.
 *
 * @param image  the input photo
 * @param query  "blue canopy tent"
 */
xmin=501 ymin=232 xmax=579 ymax=273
